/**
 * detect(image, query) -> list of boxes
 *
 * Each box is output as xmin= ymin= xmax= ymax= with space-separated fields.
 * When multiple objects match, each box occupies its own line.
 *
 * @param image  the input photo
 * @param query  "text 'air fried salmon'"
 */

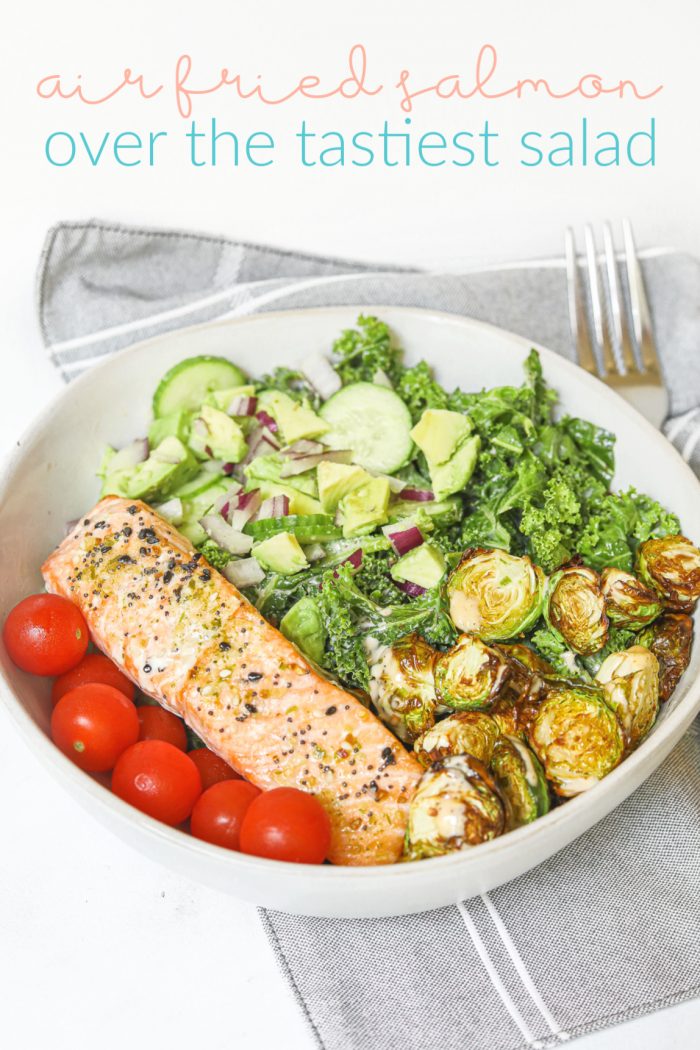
xmin=42 ymin=497 xmax=422 ymax=865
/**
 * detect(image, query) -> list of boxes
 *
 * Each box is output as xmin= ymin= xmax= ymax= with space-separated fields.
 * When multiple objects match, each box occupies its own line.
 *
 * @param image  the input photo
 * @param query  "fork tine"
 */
xmin=602 ymin=222 xmax=637 ymax=374
xmin=622 ymin=218 xmax=662 ymax=377
xmin=584 ymin=225 xmax=619 ymax=376
xmin=565 ymin=227 xmax=598 ymax=375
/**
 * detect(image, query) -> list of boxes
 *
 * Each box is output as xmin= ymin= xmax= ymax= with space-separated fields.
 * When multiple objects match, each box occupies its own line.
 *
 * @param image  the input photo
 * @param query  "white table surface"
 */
xmin=3 ymin=1 xmax=700 ymax=1047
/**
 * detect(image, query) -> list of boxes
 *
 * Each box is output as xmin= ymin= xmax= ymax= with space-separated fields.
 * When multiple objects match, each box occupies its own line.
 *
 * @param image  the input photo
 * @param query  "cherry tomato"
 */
xmin=137 ymin=706 xmax=187 ymax=751
xmin=112 ymin=740 xmax=202 ymax=826
xmin=52 ymin=652 xmax=135 ymax=705
xmin=239 ymin=787 xmax=331 ymax=864
xmin=51 ymin=683 xmax=140 ymax=772
xmin=4 ymin=594 xmax=88 ymax=676
xmin=188 ymin=747 xmax=241 ymax=790
xmin=190 ymin=780 xmax=261 ymax=850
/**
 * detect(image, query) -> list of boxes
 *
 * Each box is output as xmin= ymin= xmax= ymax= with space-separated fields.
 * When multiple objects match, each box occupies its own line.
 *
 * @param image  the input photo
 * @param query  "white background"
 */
xmin=2 ymin=2 xmax=699 ymax=1048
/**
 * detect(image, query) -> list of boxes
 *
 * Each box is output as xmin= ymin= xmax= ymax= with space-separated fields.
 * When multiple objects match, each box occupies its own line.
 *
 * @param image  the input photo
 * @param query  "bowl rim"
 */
xmin=2 ymin=303 xmax=699 ymax=886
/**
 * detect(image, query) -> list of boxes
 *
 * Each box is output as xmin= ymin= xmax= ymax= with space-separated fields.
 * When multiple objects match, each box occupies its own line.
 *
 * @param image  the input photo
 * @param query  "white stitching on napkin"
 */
xmin=481 ymin=894 xmax=570 ymax=1043
xmin=457 ymin=901 xmax=543 ymax=1048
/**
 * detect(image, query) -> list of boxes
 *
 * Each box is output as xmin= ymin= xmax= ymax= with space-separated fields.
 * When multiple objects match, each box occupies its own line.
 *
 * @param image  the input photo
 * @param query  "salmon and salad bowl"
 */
xmin=3 ymin=314 xmax=699 ymax=872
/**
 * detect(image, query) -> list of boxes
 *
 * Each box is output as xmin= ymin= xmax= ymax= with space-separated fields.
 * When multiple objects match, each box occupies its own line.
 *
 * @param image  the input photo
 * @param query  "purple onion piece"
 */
xmin=256 ymin=410 xmax=278 ymax=432
xmin=332 ymin=548 xmax=363 ymax=578
xmin=386 ymin=525 xmax=424 ymax=557
xmin=199 ymin=515 xmax=254 ymax=555
xmin=401 ymin=488 xmax=435 ymax=502
xmin=255 ymin=495 xmax=290 ymax=520
xmin=280 ymin=449 xmax=353 ymax=478
xmin=222 ymin=462 xmax=236 ymax=476
xmin=109 ymin=437 xmax=149 ymax=472
xmin=223 ymin=557 xmax=265 ymax=588
xmin=281 ymin=438 xmax=325 ymax=457
xmin=395 ymin=579 xmax=426 ymax=597
xmin=228 ymin=395 xmax=258 ymax=417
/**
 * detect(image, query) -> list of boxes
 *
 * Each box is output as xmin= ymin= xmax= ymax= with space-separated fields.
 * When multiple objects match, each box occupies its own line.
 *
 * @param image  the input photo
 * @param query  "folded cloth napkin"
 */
xmin=38 ymin=221 xmax=700 ymax=1050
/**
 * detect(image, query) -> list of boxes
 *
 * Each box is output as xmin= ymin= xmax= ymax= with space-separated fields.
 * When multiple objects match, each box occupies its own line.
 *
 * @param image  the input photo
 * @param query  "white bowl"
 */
xmin=1 ymin=306 xmax=698 ymax=918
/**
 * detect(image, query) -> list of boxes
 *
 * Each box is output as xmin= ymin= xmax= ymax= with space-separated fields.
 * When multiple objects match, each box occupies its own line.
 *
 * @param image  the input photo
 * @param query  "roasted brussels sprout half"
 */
xmin=600 ymin=568 xmax=663 ymax=630
xmin=636 ymin=535 xmax=700 ymax=611
xmin=414 ymin=711 xmax=500 ymax=768
xmin=595 ymin=645 xmax=659 ymax=751
xmin=489 ymin=644 xmax=554 ymax=741
xmin=637 ymin=613 xmax=694 ymax=703
xmin=490 ymin=735 xmax=550 ymax=830
xmin=369 ymin=633 xmax=437 ymax=744
xmin=404 ymin=754 xmax=505 ymax=860
xmin=529 ymin=686 xmax=624 ymax=797
xmin=497 ymin=643 xmax=556 ymax=679
xmin=545 ymin=565 xmax=608 ymax=656
xmin=433 ymin=633 xmax=510 ymax=710
xmin=447 ymin=548 xmax=545 ymax=642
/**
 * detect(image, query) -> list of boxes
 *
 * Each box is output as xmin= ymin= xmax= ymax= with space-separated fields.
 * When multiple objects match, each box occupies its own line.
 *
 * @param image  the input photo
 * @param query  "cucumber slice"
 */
xmin=153 ymin=356 xmax=247 ymax=418
xmin=174 ymin=469 xmax=229 ymax=499
xmin=319 ymin=382 xmax=413 ymax=474
xmin=244 ymin=514 xmax=342 ymax=543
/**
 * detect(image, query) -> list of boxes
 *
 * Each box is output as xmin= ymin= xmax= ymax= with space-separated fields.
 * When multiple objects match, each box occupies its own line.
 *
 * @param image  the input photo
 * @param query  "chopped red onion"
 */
xmin=214 ymin=484 xmax=242 ymax=515
xmin=280 ymin=449 xmax=353 ymax=477
xmin=228 ymin=395 xmax=258 ymax=417
xmin=227 ymin=489 xmax=262 ymax=530
xmin=384 ymin=524 xmax=424 ymax=557
xmin=255 ymin=495 xmax=290 ymax=520
xmin=223 ymin=558 xmax=265 ymax=588
xmin=332 ymin=548 xmax=363 ymax=578
xmin=281 ymin=438 xmax=325 ymax=457
xmin=191 ymin=417 xmax=208 ymax=439
xmin=401 ymin=488 xmax=435 ymax=502
xmin=154 ymin=497 xmax=184 ymax=525
xmin=199 ymin=515 xmax=253 ymax=554
xmin=256 ymin=410 xmax=278 ymax=432
xmin=299 ymin=353 xmax=342 ymax=400
xmin=395 ymin=579 xmax=426 ymax=597
xmin=243 ymin=425 xmax=280 ymax=466
xmin=110 ymin=438 xmax=149 ymax=472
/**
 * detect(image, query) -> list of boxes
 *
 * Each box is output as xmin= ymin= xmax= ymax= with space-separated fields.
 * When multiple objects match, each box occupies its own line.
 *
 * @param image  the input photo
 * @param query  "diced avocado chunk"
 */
xmin=246 ymin=453 xmax=318 ymax=496
xmin=258 ymin=390 xmax=329 ymax=444
xmin=148 ymin=410 xmax=191 ymax=449
xmin=317 ymin=461 xmax=370 ymax=512
xmin=411 ymin=409 xmax=472 ymax=465
xmin=252 ymin=532 xmax=309 ymax=574
xmin=189 ymin=405 xmax=247 ymax=464
xmin=280 ymin=597 xmax=326 ymax=664
xmin=101 ymin=437 xmax=198 ymax=501
xmin=204 ymin=385 xmax=257 ymax=412
xmin=390 ymin=544 xmax=446 ymax=589
xmin=428 ymin=434 xmax=481 ymax=500
xmin=340 ymin=477 xmax=391 ymax=538
xmin=251 ymin=481 xmax=323 ymax=516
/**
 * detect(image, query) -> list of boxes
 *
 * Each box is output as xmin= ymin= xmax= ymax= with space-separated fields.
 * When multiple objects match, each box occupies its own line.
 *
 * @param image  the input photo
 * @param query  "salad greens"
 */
xmin=97 ymin=314 xmax=680 ymax=691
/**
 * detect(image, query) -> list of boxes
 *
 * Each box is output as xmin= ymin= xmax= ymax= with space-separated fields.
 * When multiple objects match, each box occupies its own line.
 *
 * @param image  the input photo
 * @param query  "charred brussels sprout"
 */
xmin=433 ymin=634 xmax=510 ymax=710
xmin=545 ymin=565 xmax=608 ymax=656
xmin=404 ymin=754 xmax=505 ymax=860
xmin=446 ymin=548 xmax=545 ymax=642
xmin=636 ymin=535 xmax=700 ymax=611
xmin=369 ymin=633 xmax=437 ymax=744
xmin=490 ymin=735 xmax=550 ymax=830
xmin=601 ymin=568 xmax=662 ymax=630
xmin=595 ymin=645 xmax=659 ymax=751
xmin=529 ymin=686 xmax=624 ymax=797
xmin=497 ymin=643 xmax=556 ymax=679
xmin=489 ymin=644 xmax=555 ymax=741
xmin=637 ymin=613 xmax=694 ymax=702
xmin=414 ymin=711 xmax=500 ymax=768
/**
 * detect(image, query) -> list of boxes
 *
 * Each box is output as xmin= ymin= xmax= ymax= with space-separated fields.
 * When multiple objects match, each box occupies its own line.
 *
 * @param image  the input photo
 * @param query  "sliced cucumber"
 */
xmin=319 ymin=382 xmax=413 ymax=475
xmin=244 ymin=514 xmax=342 ymax=543
xmin=174 ymin=469 xmax=230 ymax=499
xmin=153 ymin=356 xmax=247 ymax=418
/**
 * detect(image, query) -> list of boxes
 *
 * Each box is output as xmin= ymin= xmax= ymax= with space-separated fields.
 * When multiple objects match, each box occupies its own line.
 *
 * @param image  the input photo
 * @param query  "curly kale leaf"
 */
xmin=198 ymin=540 xmax=233 ymax=572
xmin=576 ymin=488 xmax=680 ymax=572
xmin=332 ymin=315 xmax=403 ymax=386
xmin=258 ymin=366 xmax=320 ymax=407
xmin=396 ymin=360 xmax=450 ymax=422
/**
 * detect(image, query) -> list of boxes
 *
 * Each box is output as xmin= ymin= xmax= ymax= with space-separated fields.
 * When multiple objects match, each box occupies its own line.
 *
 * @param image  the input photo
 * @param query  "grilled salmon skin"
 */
xmin=42 ymin=497 xmax=422 ymax=865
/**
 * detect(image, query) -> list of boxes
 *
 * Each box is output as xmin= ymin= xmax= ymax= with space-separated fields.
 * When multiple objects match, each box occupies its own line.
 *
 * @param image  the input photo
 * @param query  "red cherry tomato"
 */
xmin=4 ymin=594 xmax=88 ymax=676
xmin=52 ymin=652 xmax=135 ymax=705
xmin=51 ymin=683 xmax=139 ymax=772
xmin=112 ymin=740 xmax=202 ymax=826
xmin=188 ymin=748 xmax=241 ymax=790
xmin=190 ymin=780 xmax=261 ymax=850
xmin=137 ymin=706 xmax=187 ymax=751
xmin=239 ymin=787 xmax=331 ymax=864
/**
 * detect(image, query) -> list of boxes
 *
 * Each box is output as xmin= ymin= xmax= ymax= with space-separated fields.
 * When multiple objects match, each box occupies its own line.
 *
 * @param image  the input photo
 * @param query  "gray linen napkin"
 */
xmin=37 ymin=221 xmax=700 ymax=1050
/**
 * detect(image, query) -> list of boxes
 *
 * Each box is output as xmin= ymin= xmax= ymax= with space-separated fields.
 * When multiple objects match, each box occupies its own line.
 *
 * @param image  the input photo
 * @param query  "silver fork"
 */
xmin=565 ymin=220 xmax=668 ymax=428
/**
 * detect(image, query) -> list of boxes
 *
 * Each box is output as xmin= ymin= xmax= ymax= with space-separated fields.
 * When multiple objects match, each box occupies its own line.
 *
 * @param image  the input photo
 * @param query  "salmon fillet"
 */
xmin=42 ymin=497 xmax=422 ymax=865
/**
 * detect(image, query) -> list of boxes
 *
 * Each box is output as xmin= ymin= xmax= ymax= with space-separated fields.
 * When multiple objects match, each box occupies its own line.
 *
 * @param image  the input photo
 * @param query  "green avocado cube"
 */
xmin=411 ymin=409 xmax=473 ymax=466
xmin=340 ymin=476 xmax=391 ymax=538
xmin=189 ymin=405 xmax=247 ymax=464
xmin=102 ymin=436 xmax=198 ymax=502
xmin=390 ymin=544 xmax=446 ymax=590
xmin=258 ymin=390 xmax=329 ymax=444
xmin=317 ymin=461 xmax=370 ymax=512
xmin=428 ymin=434 xmax=481 ymax=500
xmin=252 ymin=532 xmax=309 ymax=575
xmin=148 ymin=410 xmax=192 ymax=449
xmin=246 ymin=453 xmax=318 ymax=497
xmin=280 ymin=597 xmax=327 ymax=664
